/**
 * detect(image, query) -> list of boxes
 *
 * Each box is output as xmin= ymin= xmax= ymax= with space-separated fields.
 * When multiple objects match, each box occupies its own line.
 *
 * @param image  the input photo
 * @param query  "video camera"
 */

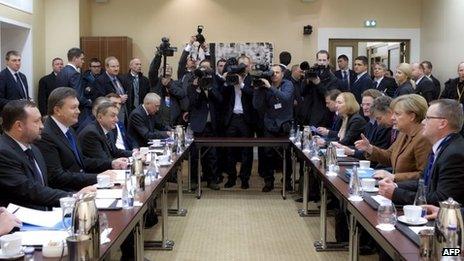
xmin=250 ymin=64 xmax=275 ymax=88
xmin=300 ymin=61 xmax=331 ymax=81
xmin=158 ymin=37 xmax=177 ymax=57
xmin=225 ymin=62 xmax=246 ymax=86
xmin=196 ymin=25 xmax=206 ymax=45
xmin=194 ymin=67 xmax=214 ymax=89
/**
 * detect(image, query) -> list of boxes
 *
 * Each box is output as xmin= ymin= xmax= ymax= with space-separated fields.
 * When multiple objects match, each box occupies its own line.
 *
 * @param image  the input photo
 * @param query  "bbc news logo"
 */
xmin=442 ymin=248 xmax=461 ymax=256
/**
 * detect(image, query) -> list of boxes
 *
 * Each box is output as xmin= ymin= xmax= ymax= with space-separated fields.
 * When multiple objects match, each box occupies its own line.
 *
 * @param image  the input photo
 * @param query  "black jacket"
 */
xmin=0 ymin=134 xmax=71 ymax=209
xmin=37 ymin=72 xmax=57 ymax=115
xmin=78 ymin=121 xmax=132 ymax=161
xmin=123 ymin=71 xmax=150 ymax=113
xmin=392 ymin=133 xmax=464 ymax=206
xmin=351 ymin=72 xmax=375 ymax=103
xmin=188 ymin=82 xmax=223 ymax=133
xmin=92 ymin=72 xmax=127 ymax=101
xmin=0 ymin=68 xmax=29 ymax=112
xmin=127 ymin=105 xmax=170 ymax=148
xmin=394 ymin=81 xmax=414 ymax=97
xmin=374 ymin=76 xmax=397 ymax=97
xmin=338 ymin=113 xmax=367 ymax=146
xmin=153 ymin=79 xmax=189 ymax=127
xmin=334 ymin=69 xmax=356 ymax=91
xmin=414 ymin=76 xmax=437 ymax=103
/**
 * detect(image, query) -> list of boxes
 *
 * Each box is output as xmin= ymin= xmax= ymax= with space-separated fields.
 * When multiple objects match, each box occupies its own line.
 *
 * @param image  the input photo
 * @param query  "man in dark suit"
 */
xmin=372 ymin=62 xmax=397 ymax=97
xmin=351 ymin=56 xmax=375 ymax=103
xmin=35 ymin=87 xmax=127 ymax=180
xmin=78 ymin=101 xmax=132 ymax=161
xmin=334 ymin=54 xmax=356 ymax=91
xmin=0 ymin=50 xmax=30 ymax=112
xmin=253 ymin=65 xmax=294 ymax=192
xmin=412 ymin=62 xmax=438 ymax=103
xmin=0 ymin=100 xmax=96 ymax=210
xmin=56 ymin=48 xmax=92 ymax=126
xmin=421 ymin=61 xmax=441 ymax=98
xmin=379 ymin=99 xmax=464 ymax=206
xmin=128 ymin=93 xmax=171 ymax=148
xmin=81 ymin=58 xmax=103 ymax=97
xmin=124 ymin=58 xmax=150 ymax=114
xmin=37 ymin=58 xmax=64 ymax=115
xmin=106 ymin=94 xmax=134 ymax=151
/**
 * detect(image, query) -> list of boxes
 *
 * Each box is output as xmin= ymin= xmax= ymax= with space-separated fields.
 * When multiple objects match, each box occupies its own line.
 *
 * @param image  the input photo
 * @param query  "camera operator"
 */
xmin=253 ymin=64 xmax=294 ymax=192
xmin=178 ymin=35 xmax=211 ymax=83
xmin=149 ymin=43 xmax=189 ymax=127
xmin=187 ymin=61 xmax=222 ymax=190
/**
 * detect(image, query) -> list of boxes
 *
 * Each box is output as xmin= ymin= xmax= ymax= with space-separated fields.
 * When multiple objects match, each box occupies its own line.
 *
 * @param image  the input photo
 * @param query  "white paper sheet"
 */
xmin=95 ymin=199 xmax=122 ymax=209
xmin=15 ymin=230 xmax=69 ymax=245
xmin=96 ymin=189 xmax=123 ymax=199
xmin=409 ymin=226 xmax=434 ymax=235
xmin=371 ymin=195 xmax=392 ymax=205
xmin=7 ymin=203 xmax=61 ymax=228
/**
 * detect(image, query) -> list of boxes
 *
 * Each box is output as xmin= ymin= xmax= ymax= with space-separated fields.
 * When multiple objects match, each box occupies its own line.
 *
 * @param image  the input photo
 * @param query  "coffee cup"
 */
xmin=151 ymin=140 xmax=161 ymax=147
xmin=359 ymin=160 xmax=371 ymax=169
xmin=336 ymin=148 xmax=345 ymax=157
xmin=403 ymin=205 xmax=422 ymax=222
xmin=158 ymin=155 xmax=170 ymax=164
xmin=361 ymin=178 xmax=376 ymax=191
xmin=97 ymin=175 xmax=111 ymax=188
xmin=0 ymin=233 xmax=22 ymax=256
xmin=139 ymin=147 xmax=150 ymax=155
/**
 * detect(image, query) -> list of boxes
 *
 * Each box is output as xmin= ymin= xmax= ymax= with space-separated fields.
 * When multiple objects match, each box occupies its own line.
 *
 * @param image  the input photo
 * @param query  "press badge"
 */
xmin=274 ymin=103 xmax=282 ymax=109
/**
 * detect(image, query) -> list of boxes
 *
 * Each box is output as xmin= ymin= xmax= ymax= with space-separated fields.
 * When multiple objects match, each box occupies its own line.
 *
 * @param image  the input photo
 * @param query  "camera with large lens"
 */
xmin=158 ymin=37 xmax=178 ymax=57
xmin=196 ymin=25 xmax=206 ymax=45
xmin=250 ymin=64 xmax=275 ymax=88
xmin=225 ymin=63 xmax=246 ymax=86
xmin=194 ymin=67 xmax=214 ymax=90
xmin=300 ymin=61 xmax=331 ymax=81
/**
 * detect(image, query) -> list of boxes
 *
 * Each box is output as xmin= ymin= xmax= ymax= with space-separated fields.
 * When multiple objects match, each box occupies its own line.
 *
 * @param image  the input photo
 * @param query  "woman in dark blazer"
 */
xmin=393 ymin=63 xmax=415 ymax=97
xmin=335 ymin=92 xmax=367 ymax=146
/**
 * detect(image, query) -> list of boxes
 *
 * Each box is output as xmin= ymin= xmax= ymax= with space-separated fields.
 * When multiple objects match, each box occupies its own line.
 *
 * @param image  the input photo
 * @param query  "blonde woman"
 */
xmin=393 ymin=63 xmax=415 ymax=97
xmin=335 ymin=92 xmax=366 ymax=146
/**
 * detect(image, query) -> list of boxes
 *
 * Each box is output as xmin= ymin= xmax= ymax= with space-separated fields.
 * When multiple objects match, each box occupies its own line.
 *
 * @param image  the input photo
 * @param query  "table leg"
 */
xmin=187 ymin=152 xmax=191 ymax=192
xmin=314 ymin=181 xmax=348 ymax=251
xmin=133 ymin=218 xmax=144 ymax=261
xmin=144 ymin=184 xmax=175 ymax=250
xmin=298 ymin=162 xmax=319 ymax=217
xmin=197 ymin=147 xmax=202 ymax=199
xmin=292 ymin=147 xmax=296 ymax=192
xmin=282 ymin=148 xmax=286 ymax=200
xmin=168 ymin=165 xmax=188 ymax=216
xmin=348 ymin=213 xmax=359 ymax=261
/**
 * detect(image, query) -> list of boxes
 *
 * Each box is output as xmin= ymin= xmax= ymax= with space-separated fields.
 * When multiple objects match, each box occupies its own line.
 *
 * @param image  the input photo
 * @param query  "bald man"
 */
xmin=124 ymin=58 xmax=150 ymax=113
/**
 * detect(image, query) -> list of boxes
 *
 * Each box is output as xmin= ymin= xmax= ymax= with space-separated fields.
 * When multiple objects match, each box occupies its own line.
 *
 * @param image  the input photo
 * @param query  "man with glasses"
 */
xmin=82 ymin=58 xmax=103 ymax=99
xmin=378 ymin=99 xmax=464 ymax=206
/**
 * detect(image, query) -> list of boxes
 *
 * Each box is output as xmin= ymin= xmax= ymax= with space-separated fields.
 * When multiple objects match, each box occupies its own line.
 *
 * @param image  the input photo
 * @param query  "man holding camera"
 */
xmin=253 ymin=64 xmax=294 ymax=192
xmin=188 ymin=61 xmax=222 ymax=190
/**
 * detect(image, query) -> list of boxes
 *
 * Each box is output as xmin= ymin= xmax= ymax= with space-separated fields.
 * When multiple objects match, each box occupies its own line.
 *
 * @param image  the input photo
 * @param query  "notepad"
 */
xmin=95 ymin=199 xmax=122 ymax=209
xmin=409 ymin=226 xmax=434 ymax=235
xmin=96 ymin=189 xmax=123 ymax=199
xmin=370 ymin=195 xmax=392 ymax=205
xmin=7 ymin=203 xmax=61 ymax=228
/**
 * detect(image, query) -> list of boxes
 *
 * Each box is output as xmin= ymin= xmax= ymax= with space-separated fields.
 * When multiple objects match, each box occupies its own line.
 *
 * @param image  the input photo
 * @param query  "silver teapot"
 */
xmin=71 ymin=193 xmax=100 ymax=259
xmin=434 ymin=197 xmax=464 ymax=259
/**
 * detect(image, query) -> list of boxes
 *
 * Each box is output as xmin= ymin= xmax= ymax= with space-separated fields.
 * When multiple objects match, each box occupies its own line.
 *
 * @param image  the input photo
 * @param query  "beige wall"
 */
xmin=421 ymin=0 xmax=464 ymax=84
xmin=87 ymin=0 xmax=422 ymax=75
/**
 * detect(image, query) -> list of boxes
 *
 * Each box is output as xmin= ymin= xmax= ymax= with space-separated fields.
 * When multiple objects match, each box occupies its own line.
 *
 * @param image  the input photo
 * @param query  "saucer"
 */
xmin=362 ymin=187 xmax=379 ymax=193
xmin=397 ymin=215 xmax=428 ymax=226
xmin=0 ymin=249 xmax=25 ymax=259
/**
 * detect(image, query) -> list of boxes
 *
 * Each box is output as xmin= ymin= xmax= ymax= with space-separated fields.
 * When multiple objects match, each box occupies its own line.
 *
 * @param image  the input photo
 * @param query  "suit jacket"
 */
xmin=440 ymin=78 xmax=463 ymax=103
xmin=351 ymin=72 xmax=375 ymax=103
xmin=0 ymin=134 xmax=70 ymax=209
xmin=335 ymin=69 xmax=356 ymax=91
xmin=392 ymin=133 xmax=464 ymax=205
xmin=415 ymin=76 xmax=437 ymax=103
xmin=338 ymin=113 xmax=367 ymax=146
xmin=222 ymin=83 xmax=255 ymax=127
xmin=0 ymin=68 xmax=29 ymax=111
xmin=78 ymin=121 xmax=132 ymax=161
xmin=394 ymin=81 xmax=414 ymax=97
xmin=297 ymin=78 xmax=334 ymax=127
xmin=112 ymin=122 xmax=133 ymax=151
xmin=37 ymin=72 xmax=57 ymax=115
xmin=429 ymin=74 xmax=441 ymax=99
xmin=92 ymin=72 xmax=127 ymax=101
xmin=123 ymin=71 xmax=150 ymax=112
xmin=374 ymin=76 xmax=397 ymax=97
xmin=367 ymin=124 xmax=431 ymax=182
xmin=35 ymin=117 xmax=112 ymax=176
xmin=187 ymin=82 xmax=223 ymax=133
xmin=353 ymin=121 xmax=391 ymax=159
xmin=154 ymin=79 xmax=188 ymax=127
xmin=128 ymin=105 xmax=170 ymax=148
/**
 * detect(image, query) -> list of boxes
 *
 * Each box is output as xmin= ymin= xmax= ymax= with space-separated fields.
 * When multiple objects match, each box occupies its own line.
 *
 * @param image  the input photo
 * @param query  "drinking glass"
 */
xmin=59 ymin=196 xmax=76 ymax=234
xmin=376 ymin=200 xmax=397 ymax=231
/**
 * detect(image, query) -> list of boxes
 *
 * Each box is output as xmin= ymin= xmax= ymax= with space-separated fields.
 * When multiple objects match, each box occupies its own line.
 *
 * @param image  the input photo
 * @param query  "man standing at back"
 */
xmin=0 ymin=51 xmax=30 ymax=112
xmin=351 ymin=56 xmax=375 ymax=103
xmin=38 ymin=58 xmax=64 ymax=115
xmin=334 ymin=54 xmax=356 ymax=91
xmin=421 ymin=61 xmax=441 ymax=98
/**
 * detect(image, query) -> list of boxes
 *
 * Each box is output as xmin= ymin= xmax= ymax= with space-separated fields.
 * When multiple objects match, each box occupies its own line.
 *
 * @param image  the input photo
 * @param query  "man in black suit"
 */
xmin=378 ymin=99 xmax=464 ymax=205
xmin=334 ymin=54 xmax=356 ymax=91
xmin=412 ymin=62 xmax=438 ymax=103
xmin=35 ymin=87 xmax=127 ymax=180
xmin=56 ymin=48 xmax=92 ymax=126
xmin=127 ymin=92 xmax=171 ymax=148
xmin=78 ymin=101 xmax=132 ymax=161
xmin=37 ymin=58 xmax=64 ymax=115
xmin=0 ymin=100 xmax=96 ymax=210
xmin=372 ymin=62 xmax=397 ymax=97
xmin=106 ymin=94 xmax=134 ymax=151
xmin=0 ymin=50 xmax=30 ymax=112
xmin=82 ymin=58 xmax=103 ymax=97
xmin=124 ymin=58 xmax=150 ymax=114
xmin=351 ymin=56 xmax=375 ymax=103
xmin=421 ymin=61 xmax=441 ymax=98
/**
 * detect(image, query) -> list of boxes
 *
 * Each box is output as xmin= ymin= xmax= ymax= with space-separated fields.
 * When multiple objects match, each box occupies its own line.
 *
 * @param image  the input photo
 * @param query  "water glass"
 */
xmin=59 ymin=196 xmax=76 ymax=234
xmin=376 ymin=200 xmax=397 ymax=231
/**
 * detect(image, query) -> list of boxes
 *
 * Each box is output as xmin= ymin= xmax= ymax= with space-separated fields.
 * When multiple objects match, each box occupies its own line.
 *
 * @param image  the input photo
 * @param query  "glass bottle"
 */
xmin=122 ymin=170 xmax=134 ymax=209
xmin=414 ymin=179 xmax=428 ymax=217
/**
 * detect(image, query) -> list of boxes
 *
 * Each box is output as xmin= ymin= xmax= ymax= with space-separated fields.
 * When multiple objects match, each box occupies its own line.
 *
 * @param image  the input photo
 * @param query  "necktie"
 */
xmin=342 ymin=70 xmax=347 ymax=80
xmin=105 ymin=132 xmax=115 ymax=155
xmin=65 ymin=130 xmax=84 ymax=169
xmin=133 ymin=76 xmax=140 ymax=107
xmin=24 ymin=149 xmax=44 ymax=185
xmin=376 ymin=80 xmax=381 ymax=88
xmin=390 ymin=129 xmax=398 ymax=144
xmin=423 ymin=151 xmax=435 ymax=187
xmin=14 ymin=73 xmax=28 ymax=99
xmin=112 ymin=78 xmax=124 ymax=95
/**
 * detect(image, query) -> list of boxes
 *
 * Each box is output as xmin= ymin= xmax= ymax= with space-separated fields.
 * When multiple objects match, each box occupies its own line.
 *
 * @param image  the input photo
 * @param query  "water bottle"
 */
xmin=348 ymin=165 xmax=363 ymax=201
xmin=122 ymin=170 xmax=134 ymax=209
xmin=146 ymin=152 xmax=159 ymax=182
xmin=414 ymin=179 xmax=427 ymax=217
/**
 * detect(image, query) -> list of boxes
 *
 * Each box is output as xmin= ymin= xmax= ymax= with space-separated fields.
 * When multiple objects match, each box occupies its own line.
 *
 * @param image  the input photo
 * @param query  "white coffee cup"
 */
xmin=403 ymin=205 xmax=422 ymax=222
xmin=151 ymin=140 xmax=161 ymax=147
xmin=158 ymin=155 xmax=170 ymax=164
xmin=359 ymin=160 xmax=371 ymax=169
xmin=336 ymin=148 xmax=345 ymax=157
xmin=97 ymin=175 xmax=111 ymax=188
xmin=140 ymin=147 xmax=150 ymax=155
xmin=0 ymin=233 xmax=22 ymax=256
xmin=361 ymin=178 xmax=376 ymax=191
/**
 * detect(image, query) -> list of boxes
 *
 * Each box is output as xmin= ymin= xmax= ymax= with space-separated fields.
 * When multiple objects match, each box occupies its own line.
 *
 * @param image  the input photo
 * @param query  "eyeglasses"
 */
xmin=425 ymin=116 xmax=446 ymax=121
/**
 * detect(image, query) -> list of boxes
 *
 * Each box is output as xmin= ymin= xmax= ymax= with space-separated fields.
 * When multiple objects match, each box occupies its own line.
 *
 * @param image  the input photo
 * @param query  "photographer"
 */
xmin=178 ymin=33 xmax=211 ymax=83
xmin=187 ymin=61 xmax=222 ymax=190
xmin=253 ymin=64 xmax=294 ymax=192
